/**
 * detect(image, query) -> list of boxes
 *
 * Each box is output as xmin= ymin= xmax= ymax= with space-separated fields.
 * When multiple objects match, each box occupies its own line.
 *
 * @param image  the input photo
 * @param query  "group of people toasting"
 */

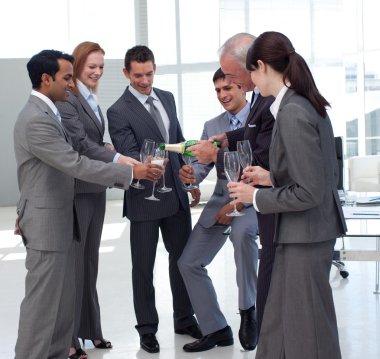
xmin=13 ymin=30 xmax=346 ymax=359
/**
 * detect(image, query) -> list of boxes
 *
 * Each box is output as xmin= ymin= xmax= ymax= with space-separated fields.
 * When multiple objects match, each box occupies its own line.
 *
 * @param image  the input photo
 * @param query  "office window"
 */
xmin=67 ymin=0 xmax=135 ymax=58
xmin=1 ymin=0 xmax=68 ymax=57
xmin=179 ymin=0 xmax=220 ymax=63
xmin=147 ymin=0 xmax=177 ymax=65
xmin=0 ymin=0 xmax=135 ymax=58
xmin=182 ymin=72 xmax=222 ymax=140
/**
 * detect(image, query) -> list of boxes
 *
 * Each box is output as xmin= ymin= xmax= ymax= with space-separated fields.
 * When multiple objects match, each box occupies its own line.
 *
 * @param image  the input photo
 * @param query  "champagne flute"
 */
xmin=157 ymin=150 xmax=172 ymax=193
xmin=131 ymin=139 xmax=155 ymax=189
xmin=224 ymin=151 xmax=245 ymax=217
xmin=181 ymin=154 xmax=199 ymax=191
xmin=145 ymin=147 xmax=165 ymax=201
xmin=237 ymin=140 xmax=252 ymax=169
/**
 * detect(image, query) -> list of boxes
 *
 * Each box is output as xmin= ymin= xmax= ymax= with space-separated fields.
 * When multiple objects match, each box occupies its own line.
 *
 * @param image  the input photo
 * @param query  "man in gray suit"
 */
xmin=177 ymin=68 xmax=259 ymax=352
xmin=107 ymin=45 xmax=201 ymax=354
xmin=13 ymin=50 xmax=160 ymax=359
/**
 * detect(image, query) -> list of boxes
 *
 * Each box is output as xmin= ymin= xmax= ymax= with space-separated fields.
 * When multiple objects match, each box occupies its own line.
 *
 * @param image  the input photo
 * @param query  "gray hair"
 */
xmin=218 ymin=33 xmax=256 ymax=69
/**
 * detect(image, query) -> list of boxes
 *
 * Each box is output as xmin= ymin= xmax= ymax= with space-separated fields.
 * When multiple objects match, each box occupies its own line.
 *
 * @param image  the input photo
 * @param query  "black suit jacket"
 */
xmin=107 ymin=86 xmax=189 ymax=222
xmin=223 ymin=94 xmax=275 ymax=171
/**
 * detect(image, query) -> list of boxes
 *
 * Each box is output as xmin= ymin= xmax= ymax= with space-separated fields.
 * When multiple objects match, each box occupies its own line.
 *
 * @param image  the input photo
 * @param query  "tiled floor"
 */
xmin=0 ymin=200 xmax=379 ymax=358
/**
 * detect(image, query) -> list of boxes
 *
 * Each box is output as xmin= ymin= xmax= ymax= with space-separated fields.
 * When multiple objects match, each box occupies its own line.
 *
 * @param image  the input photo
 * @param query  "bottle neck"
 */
xmin=163 ymin=143 xmax=185 ymax=154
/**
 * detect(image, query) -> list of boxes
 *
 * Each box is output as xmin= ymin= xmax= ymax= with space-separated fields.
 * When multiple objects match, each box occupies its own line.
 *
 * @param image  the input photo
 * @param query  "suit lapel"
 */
xmin=29 ymin=95 xmax=71 ymax=143
xmin=48 ymin=111 xmax=70 ymax=142
xmin=155 ymin=90 xmax=174 ymax=142
xmin=247 ymin=94 xmax=263 ymax=124
xmin=78 ymin=93 xmax=104 ymax=136
xmin=124 ymin=87 xmax=166 ymax=142
xmin=98 ymin=108 xmax=105 ymax=132
xmin=221 ymin=112 xmax=231 ymax=132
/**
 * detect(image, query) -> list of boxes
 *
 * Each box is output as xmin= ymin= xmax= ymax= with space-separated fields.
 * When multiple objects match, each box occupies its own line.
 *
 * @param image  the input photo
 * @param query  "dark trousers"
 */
xmin=130 ymin=208 xmax=196 ymax=335
xmin=256 ymin=212 xmax=276 ymax=336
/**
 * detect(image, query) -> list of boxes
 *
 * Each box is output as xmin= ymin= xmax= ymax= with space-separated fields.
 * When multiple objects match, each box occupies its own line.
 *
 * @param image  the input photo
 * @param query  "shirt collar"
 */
xmin=228 ymin=101 xmax=250 ymax=124
xmin=77 ymin=80 xmax=98 ymax=103
xmin=31 ymin=89 xmax=60 ymax=119
xmin=270 ymin=85 xmax=289 ymax=119
xmin=128 ymin=85 xmax=158 ymax=105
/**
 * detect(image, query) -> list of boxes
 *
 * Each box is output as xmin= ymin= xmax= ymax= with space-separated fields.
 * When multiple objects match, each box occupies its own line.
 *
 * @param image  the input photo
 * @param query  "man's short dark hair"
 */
xmin=27 ymin=50 xmax=74 ymax=89
xmin=212 ymin=68 xmax=226 ymax=83
xmin=124 ymin=45 xmax=155 ymax=72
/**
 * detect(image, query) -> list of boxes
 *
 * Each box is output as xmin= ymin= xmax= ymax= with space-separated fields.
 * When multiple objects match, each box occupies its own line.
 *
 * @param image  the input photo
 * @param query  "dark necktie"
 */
xmin=251 ymin=91 xmax=259 ymax=108
xmin=146 ymin=96 xmax=168 ymax=142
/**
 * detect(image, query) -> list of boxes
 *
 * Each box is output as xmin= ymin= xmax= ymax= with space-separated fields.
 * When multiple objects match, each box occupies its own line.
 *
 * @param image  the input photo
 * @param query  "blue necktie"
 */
xmin=55 ymin=111 xmax=61 ymax=122
xmin=87 ymin=94 xmax=101 ymax=123
xmin=230 ymin=115 xmax=241 ymax=130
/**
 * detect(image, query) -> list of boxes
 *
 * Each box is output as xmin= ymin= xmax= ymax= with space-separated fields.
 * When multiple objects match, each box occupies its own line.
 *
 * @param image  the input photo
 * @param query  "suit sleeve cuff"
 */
xmin=113 ymin=152 xmax=121 ymax=163
xmin=253 ymin=188 xmax=260 ymax=212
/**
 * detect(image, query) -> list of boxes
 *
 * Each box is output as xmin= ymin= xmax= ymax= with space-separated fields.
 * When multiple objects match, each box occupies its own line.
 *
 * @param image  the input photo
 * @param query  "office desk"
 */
xmin=340 ymin=206 xmax=380 ymax=294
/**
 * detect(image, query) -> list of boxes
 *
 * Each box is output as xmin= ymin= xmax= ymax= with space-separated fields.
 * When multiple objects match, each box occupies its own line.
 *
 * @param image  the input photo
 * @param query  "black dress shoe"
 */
xmin=239 ymin=305 xmax=257 ymax=351
xmin=140 ymin=333 xmax=160 ymax=353
xmin=183 ymin=325 xmax=233 ymax=352
xmin=175 ymin=323 xmax=202 ymax=339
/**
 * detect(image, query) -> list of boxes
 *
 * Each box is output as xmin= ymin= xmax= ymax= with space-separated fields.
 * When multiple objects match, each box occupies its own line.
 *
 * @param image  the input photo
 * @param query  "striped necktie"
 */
xmin=230 ymin=115 xmax=241 ymax=130
xmin=146 ymin=96 xmax=168 ymax=142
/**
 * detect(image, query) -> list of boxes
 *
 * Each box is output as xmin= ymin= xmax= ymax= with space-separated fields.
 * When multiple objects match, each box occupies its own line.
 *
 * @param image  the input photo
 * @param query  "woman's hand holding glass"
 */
xmin=227 ymin=181 xmax=256 ymax=205
xmin=241 ymin=166 xmax=272 ymax=187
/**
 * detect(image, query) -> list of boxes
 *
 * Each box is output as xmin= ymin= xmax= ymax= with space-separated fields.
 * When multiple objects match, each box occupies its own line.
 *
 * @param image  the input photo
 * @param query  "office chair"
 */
xmin=333 ymin=136 xmax=349 ymax=278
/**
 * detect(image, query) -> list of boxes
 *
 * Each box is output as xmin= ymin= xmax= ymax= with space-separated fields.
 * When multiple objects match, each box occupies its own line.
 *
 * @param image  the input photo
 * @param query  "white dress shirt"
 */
xmin=128 ymin=85 xmax=170 ymax=139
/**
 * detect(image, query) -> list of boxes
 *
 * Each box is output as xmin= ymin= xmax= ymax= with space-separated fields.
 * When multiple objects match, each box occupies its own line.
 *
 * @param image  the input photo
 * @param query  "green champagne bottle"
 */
xmin=158 ymin=140 xmax=220 ymax=157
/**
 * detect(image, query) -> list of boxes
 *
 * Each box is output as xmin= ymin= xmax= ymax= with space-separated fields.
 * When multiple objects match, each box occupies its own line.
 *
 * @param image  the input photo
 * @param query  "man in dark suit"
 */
xmin=13 ymin=49 xmax=159 ymax=359
xmin=107 ymin=45 xmax=201 ymax=354
xmin=187 ymin=33 xmax=276 ymax=347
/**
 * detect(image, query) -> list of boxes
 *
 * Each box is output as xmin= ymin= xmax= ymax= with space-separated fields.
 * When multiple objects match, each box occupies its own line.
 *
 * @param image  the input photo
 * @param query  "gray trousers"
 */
xmin=256 ymin=239 xmax=341 ymax=359
xmin=72 ymin=192 xmax=106 ymax=348
xmin=15 ymin=243 xmax=75 ymax=359
xmin=178 ymin=206 xmax=258 ymax=335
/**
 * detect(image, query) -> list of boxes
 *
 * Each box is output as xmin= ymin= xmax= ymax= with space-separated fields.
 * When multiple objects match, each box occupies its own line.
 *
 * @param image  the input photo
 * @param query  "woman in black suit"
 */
xmin=228 ymin=31 xmax=346 ymax=359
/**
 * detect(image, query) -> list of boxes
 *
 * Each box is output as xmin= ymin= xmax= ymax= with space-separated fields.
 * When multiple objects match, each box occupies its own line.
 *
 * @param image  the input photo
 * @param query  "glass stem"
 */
xmin=162 ymin=174 xmax=166 ymax=188
xmin=151 ymin=181 xmax=156 ymax=196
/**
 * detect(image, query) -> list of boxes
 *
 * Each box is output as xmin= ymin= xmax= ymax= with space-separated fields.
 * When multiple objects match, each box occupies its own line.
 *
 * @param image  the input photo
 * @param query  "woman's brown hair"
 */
xmin=246 ymin=31 xmax=330 ymax=117
xmin=71 ymin=41 xmax=105 ymax=94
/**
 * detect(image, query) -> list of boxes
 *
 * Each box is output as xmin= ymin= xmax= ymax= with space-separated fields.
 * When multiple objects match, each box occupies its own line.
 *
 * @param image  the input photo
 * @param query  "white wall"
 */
xmin=0 ymin=59 xmax=30 ymax=206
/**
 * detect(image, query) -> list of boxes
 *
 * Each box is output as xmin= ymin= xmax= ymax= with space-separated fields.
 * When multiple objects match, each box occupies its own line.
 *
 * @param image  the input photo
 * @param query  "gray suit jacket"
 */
xmin=193 ymin=111 xmax=248 ymax=228
xmin=256 ymin=89 xmax=347 ymax=243
xmin=14 ymin=95 xmax=132 ymax=252
xmin=56 ymin=91 xmax=115 ymax=193
xmin=108 ymin=86 xmax=189 ymax=222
